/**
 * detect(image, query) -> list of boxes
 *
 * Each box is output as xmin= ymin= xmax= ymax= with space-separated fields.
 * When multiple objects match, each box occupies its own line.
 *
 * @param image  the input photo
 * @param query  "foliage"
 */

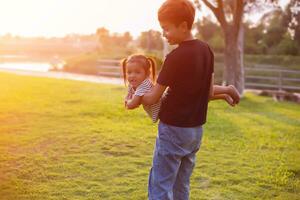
xmin=96 ymin=27 xmax=133 ymax=51
xmin=194 ymin=6 xmax=300 ymax=56
xmin=63 ymin=50 xmax=163 ymax=76
xmin=138 ymin=30 xmax=164 ymax=51
xmin=283 ymin=0 xmax=300 ymax=46
xmin=262 ymin=10 xmax=287 ymax=50
xmin=195 ymin=17 xmax=225 ymax=52
xmin=274 ymin=33 xmax=299 ymax=56
xmin=215 ymin=53 xmax=300 ymax=70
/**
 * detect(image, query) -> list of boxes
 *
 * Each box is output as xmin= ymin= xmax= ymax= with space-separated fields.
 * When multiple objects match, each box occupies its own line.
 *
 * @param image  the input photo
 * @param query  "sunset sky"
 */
xmin=0 ymin=0 xmax=289 ymax=38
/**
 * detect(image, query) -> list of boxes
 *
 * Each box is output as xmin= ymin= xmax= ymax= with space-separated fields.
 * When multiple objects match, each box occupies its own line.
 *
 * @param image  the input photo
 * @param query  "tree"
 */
xmin=96 ymin=27 xmax=110 ymax=50
xmin=195 ymin=16 xmax=225 ymax=52
xmin=284 ymin=0 xmax=300 ymax=46
xmin=195 ymin=0 xmax=277 ymax=95
xmin=276 ymin=33 xmax=299 ymax=55
xmin=96 ymin=28 xmax=133 ymax=51
xmin=138 ymin=30 xmax=163 ymax=51
xmin=261 ymin=10 xmax=287 ymax=51
xmin=244 ymin=22 xmax=265 ymax=54
xmin=121 ymin=32 xmax=133 ymax=48
xmin=195 ymin=16 xmax=220 ymax=41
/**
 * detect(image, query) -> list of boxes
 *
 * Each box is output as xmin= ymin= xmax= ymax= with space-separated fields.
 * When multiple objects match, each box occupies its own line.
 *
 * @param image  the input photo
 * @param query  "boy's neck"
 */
xmin=180 ymin=32 xmax=194 ymax=44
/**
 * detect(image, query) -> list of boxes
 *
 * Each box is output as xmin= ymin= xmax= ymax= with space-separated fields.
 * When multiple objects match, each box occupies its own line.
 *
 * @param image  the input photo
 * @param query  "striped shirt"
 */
xmin=127 ymin=79 xmax=161 ymax=123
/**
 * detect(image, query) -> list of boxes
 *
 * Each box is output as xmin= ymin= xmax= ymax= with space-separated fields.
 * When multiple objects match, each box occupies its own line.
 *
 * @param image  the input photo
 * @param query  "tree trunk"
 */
xmin=223 ymin=26 xmax=245 ymax=95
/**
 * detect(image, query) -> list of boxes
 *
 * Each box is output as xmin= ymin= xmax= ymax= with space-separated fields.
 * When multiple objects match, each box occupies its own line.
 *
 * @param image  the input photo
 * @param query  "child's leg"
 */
xmin=148 ymin=126 xmax=181 ymax=200
xmin=148 ymin=122 xmax=202 ymax=200
xmin=213 ymin=85 xmax=240 ymax=104
xmin=172 ymin=128 xmax=202 ymax=199
xmin=173 ymin=151 xmax=197 ymax=199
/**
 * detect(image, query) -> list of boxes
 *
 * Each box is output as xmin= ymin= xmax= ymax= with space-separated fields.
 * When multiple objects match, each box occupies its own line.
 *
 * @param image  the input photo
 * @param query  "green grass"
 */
xmin=0 ymin=72 xmax=299 ymax=200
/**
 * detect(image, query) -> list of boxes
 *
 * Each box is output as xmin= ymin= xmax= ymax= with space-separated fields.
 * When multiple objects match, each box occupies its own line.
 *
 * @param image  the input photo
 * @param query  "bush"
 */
xmin=274 ymin=35 xmax=299 ymax=56
xmin=209 ymin=34 xmax=225 ymax=53
xmin=244 ymin=54 xmax=300 ymax=70
xmin=63 ymin=53 xmax=99 ymax=75
xmin=214 ymin=53 xmax=300 ymax=70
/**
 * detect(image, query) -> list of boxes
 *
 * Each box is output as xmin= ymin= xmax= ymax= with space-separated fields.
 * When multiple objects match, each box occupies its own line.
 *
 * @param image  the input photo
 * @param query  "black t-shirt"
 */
xmin=157 ymin=39 xmax=214 ymax=127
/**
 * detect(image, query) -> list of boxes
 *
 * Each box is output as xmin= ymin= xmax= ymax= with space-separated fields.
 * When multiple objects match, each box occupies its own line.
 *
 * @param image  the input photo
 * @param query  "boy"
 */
xmin=142 ymin=0 xmax=240 ymax=199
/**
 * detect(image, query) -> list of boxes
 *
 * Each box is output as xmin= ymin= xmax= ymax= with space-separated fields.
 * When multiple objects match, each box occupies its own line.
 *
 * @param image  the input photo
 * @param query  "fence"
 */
xmin=95 ymin=59 xmax=121 ymax=77
xmin=95 ymin=60 xmax=300 ymax=93
xmin=244 ymin=64 xmax=300 ymax=93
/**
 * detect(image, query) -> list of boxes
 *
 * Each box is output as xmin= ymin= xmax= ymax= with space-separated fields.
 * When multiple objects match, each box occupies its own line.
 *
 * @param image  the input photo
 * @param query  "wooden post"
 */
xmin=279 ymin=70 xmax=283 ymax=91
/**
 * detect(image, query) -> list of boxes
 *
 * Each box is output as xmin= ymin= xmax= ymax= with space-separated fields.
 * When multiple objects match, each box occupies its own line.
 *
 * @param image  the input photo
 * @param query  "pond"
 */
xmin=0 ymin=62 xmax=52 ymax=72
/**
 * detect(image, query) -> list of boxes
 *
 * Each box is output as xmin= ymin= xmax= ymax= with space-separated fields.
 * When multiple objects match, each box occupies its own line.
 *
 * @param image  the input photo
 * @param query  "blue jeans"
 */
xmin=148 ymin=121 xmax=203 ymax=200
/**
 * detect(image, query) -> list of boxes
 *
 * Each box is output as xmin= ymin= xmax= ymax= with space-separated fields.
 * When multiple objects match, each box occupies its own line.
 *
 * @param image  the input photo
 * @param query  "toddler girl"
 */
xmin=122 ymin=54 xmax=161 ymax=122
xmin=122 ymin=54 xmax=239 ymax=123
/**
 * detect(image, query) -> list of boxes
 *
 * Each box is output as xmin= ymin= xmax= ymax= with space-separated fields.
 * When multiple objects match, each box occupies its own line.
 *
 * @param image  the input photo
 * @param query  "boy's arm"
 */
xmin=141 ymin=84 xmax=167 ymax=105
xmin=125 ymin=95 xmax=142 ymax=110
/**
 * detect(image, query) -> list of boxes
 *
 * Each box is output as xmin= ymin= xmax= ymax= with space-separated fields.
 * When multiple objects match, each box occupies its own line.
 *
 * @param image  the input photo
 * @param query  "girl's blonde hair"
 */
xmin=121 ymin=54 xmax=156 ymax=85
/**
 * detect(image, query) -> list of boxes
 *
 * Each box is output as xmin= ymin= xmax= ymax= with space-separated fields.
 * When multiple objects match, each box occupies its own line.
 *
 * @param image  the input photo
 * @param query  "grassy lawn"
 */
xmin=0 ymin=72 xmax=299 ymax=200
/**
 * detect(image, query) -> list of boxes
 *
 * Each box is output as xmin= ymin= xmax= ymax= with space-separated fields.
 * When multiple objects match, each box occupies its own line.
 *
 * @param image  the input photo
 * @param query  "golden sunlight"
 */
xmin=0 ymin=0 xmax=170 ymax=37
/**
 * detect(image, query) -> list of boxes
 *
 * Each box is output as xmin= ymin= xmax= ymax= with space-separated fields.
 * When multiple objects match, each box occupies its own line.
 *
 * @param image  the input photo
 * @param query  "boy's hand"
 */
xmin=224 ymin=94 xmax=235 ymax=107
xmin=227 ymin=85 xmax=240 ymax=104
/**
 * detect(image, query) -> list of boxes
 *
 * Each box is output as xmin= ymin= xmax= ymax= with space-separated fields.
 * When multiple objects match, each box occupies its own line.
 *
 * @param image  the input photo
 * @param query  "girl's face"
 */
xmin=126 ymin=62 xmax=148 ymax=89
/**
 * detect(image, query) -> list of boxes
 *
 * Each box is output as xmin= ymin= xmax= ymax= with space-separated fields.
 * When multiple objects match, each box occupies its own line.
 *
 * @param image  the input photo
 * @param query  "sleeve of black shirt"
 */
xmin=157 ymin=54 xmax=175 ymax=87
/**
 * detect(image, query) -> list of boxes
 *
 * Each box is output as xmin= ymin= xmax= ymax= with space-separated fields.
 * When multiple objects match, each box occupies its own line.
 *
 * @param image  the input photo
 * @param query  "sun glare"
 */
xmin=0 ymin=0 xmax=167 ymax=37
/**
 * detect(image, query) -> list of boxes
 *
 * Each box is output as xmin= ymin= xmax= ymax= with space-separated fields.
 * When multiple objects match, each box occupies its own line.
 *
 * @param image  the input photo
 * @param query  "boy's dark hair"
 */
xmin=158 ymin=0 xmax=195 ymax=30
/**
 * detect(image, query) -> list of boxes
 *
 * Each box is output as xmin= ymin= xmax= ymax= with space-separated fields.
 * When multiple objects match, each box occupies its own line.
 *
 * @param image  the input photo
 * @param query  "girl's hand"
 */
xmin=124 ymin=94 xmax=130 ymax=108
